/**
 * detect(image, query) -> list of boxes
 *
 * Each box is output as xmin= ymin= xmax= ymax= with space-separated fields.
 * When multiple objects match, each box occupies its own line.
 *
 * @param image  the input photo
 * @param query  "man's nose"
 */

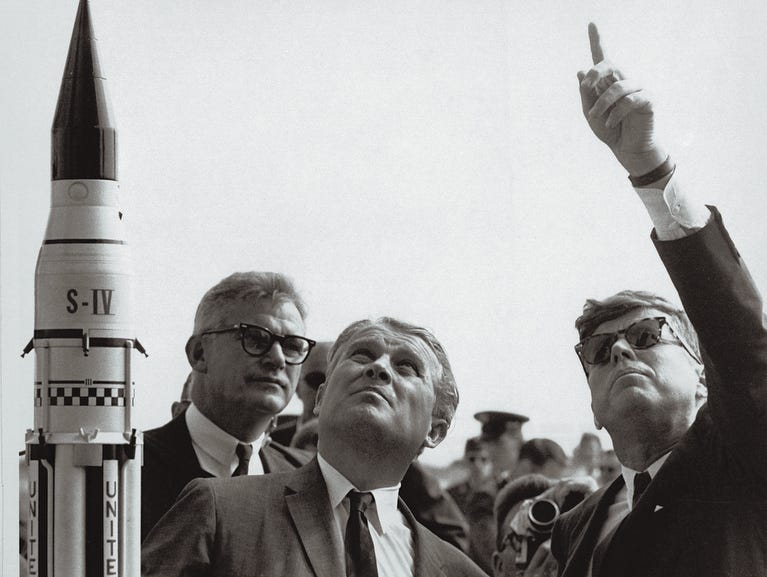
xmin=260 ymin=341 xmax=287 ymax=369
xmin=364 ymin=356 xmax=392 ymax=383
xmin=610 ymin=337 xmax=638 ymax=364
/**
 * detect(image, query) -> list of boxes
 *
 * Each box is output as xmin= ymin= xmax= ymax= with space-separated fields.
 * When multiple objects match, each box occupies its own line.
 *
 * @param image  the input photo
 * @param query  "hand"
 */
xmin=523 ymin=539 xmax=558 ymax=577
xmin=577 ymin=23 xmax=667 ymax=176
xmin=540 ymin=476 xmax=598 ymax=511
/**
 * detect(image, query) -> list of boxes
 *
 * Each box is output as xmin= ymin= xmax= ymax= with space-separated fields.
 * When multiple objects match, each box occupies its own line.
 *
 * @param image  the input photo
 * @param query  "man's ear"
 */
xmin=422 ymin=417 xmax=448 ymax=450
xmin=592 ymin=409 xmax=603 ymax=430
xmin=185 ymin=336 xmax=207 ymax=372
xmin=313 ymin=382 xmax=327 ymax=417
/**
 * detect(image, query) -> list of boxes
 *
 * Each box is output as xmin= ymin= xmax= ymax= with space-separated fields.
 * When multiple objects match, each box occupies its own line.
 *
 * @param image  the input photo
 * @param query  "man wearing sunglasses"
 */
xmin=549 ymin=24 xmax=767 ymax=577
xmin=141 ymin=272 xmax=315 ymax=540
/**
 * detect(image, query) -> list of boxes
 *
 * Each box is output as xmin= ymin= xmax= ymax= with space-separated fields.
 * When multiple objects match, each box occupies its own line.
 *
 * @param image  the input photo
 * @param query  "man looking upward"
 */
xmin=551 ymin=24 xmax=767 ymax=577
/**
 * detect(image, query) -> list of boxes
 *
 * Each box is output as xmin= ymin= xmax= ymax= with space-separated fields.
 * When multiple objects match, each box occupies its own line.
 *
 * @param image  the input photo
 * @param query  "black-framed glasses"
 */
xmin=200 ymin=323 xmax=316 ymax=365
xmin=574 ymin=316 xmax=700 ymax=372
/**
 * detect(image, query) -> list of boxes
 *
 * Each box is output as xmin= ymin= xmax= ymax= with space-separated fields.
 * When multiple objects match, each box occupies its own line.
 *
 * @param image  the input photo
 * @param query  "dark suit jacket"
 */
xmin=141 ymin=458 xmax=486 ymax=577
xmin=400 ymin=461 xmax=471 ymax=554
xmin=141 ymin=410 xmax=312 ymax=541
xmin=552 ymin=208 xmax=767 ymax=577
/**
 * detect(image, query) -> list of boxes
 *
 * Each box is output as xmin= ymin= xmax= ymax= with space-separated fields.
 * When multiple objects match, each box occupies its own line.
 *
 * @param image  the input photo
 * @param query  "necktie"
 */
xmin=632 ymin=471 xmax=651 ymax=508
xmin=344 ymin=491 xmax=379 ymax=577
xmin=232 ymin=443 xmax=253 ymax=476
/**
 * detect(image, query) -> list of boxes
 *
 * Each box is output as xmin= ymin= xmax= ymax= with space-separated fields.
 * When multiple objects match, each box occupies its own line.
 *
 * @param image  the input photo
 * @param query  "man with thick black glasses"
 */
xmin=549 ymin=24 xmax=767 ymax=577
xmin=140 ymin=271 xmax=314 ymax=540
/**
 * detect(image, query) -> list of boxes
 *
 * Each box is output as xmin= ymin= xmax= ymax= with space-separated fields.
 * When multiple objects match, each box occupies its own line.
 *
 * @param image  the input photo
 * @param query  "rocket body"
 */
xmin=25 ymin=2 xmax=143 ymax=576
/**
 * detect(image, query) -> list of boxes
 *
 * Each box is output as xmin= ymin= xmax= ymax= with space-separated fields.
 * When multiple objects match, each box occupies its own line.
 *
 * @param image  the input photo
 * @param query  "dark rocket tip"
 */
xmin=52 ymin=0 xmax=117 ymax=181
xmin=63 ymin=0 xmax=103 ymax=81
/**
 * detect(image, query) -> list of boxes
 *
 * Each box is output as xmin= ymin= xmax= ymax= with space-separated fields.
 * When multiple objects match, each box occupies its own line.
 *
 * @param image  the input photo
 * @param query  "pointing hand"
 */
xmin=576 ymin=23 xmax=666 ymax=176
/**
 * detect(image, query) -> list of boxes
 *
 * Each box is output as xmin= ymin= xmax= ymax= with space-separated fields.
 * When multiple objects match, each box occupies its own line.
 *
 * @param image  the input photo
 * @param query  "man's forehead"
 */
xmin=220 ymin=298 xmax=304 ymax=328
xmin=347 ymin=325 xmax=439 ymax=362
xmin=592 ymin=307 xmax=667 ymax=334
xmin=345 ymin=325 xmax=441 ymax=374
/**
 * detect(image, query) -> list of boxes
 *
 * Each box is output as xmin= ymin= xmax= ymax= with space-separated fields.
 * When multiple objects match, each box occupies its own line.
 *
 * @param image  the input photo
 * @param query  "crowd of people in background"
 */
xmin=20 ymin=22 xmax=766 ymax=577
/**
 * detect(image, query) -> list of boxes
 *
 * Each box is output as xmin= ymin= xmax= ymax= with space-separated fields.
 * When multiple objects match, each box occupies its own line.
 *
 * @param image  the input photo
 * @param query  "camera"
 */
xmin=512 ymin=498 xmax=560 ymax=569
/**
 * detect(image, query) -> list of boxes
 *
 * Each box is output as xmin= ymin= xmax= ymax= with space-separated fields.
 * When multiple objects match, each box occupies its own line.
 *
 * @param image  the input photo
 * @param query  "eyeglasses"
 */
xmin=574 ymin=316 xmax=700 ymax=371
xmin=200 ymin=323 xmax=316 ymax=365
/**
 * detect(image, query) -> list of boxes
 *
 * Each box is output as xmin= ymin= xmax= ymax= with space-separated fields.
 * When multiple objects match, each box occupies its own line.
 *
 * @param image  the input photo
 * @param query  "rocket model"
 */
xmin=23 ymin=1 xmax=144 ymax=576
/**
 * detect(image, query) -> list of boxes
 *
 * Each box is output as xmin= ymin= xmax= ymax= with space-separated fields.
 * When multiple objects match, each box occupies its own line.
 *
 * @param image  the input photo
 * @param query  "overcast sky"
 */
xmin=4 ymin=2 xmax=767 ymax=572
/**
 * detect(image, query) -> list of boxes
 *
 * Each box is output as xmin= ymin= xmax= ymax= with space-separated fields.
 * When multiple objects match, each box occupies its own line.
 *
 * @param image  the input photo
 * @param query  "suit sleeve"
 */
xmin=551 ymin=513 xmax=571 ymax=576
xmin=141 ymin=478 xmax=216 ymax=577
xmin=654 ymin=206 xmax=767 ymax=479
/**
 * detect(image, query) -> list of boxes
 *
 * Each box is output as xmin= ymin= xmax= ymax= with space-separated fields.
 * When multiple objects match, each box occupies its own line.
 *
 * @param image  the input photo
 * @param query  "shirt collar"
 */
xmin=316 ymin=452 xmax=402 ymax=534
xmin=621 ymin=451 xmax=671 ymax=510
xmin=186 ymin=403 xmax=263 ymax=471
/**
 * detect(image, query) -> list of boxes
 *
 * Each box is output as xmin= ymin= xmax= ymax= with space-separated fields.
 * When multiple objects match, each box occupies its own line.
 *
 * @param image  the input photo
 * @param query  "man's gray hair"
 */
xmin=327 ymin=317 xmax=459 ymax=427
xmin=193 ymin=272 xmax=306 ymax=334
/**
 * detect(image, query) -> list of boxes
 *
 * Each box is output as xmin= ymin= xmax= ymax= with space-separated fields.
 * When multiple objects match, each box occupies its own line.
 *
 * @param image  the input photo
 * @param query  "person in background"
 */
xmin=270 ymin=340 xmax=333 ymax=446
xmin=493 ymin=475 xmax=597 ymax=577
xmin=567 ymin=433 xmax=602 ymax=479
xmin=170 ymin=371 xmax=194 ymax=420
xmin=475 ymin=410 xmax=529 ymax=485
xmin=511 ymin=438 xmax=568 ymax=481
xmin=449 ymin=437 xmax=494 ymax=514
xmin=597 ymin=450 xmax=620 ymax=487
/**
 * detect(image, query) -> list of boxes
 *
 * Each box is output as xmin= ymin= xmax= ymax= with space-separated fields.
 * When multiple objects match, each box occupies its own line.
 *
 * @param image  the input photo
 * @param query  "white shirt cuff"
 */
xmin=634 ymin=170 xmax=711 ymax=241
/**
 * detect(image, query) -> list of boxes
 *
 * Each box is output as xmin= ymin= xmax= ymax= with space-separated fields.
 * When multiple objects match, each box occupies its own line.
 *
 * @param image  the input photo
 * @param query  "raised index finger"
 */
xmin=588 ymin=22 xmax=605 ymax=64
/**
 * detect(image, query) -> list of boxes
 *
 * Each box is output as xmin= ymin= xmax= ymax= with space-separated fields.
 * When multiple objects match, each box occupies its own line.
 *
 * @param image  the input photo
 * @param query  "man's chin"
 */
xmin=244 ymin=392 xmax=288 ymax=416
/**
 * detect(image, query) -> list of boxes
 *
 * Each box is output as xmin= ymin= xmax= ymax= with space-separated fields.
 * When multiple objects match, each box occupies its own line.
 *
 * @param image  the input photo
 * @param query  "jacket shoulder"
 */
xmin=262 ymin=440 xmax=313 ymax=469
xmin=143 ymin=413 xmax=192 ymax=458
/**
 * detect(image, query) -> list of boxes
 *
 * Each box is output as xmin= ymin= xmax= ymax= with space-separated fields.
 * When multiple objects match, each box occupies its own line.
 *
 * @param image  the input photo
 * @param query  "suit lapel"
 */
xmin=284 ymin=460 xmax=345 ymax=577
xmin=561 ymin=475 xmax=625 ymax=577
xmin=162 ymin=410 xmax=211 ymax=479
xmin=399 ymin=498 xmax=448 ymax=577
xmin=260 ymin=445 xmax=277 ymax=474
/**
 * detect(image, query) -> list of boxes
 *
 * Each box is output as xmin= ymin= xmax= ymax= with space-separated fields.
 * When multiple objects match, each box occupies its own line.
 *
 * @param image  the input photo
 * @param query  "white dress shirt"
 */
xmin=317 ymin=453 xmax=414 ymax=577
xmin=586 ymin=452 xmax=670 ymax=577
xmin=185 ymin=403 xmax=264 ymax=477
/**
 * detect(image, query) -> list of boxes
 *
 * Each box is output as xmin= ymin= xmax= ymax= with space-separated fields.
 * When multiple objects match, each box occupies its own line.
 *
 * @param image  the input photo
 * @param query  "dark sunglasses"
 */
xmin=574 ymin=316 xmax=700 ymax=372
xmin=200 ymin=323 xmax=316 ymax=365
